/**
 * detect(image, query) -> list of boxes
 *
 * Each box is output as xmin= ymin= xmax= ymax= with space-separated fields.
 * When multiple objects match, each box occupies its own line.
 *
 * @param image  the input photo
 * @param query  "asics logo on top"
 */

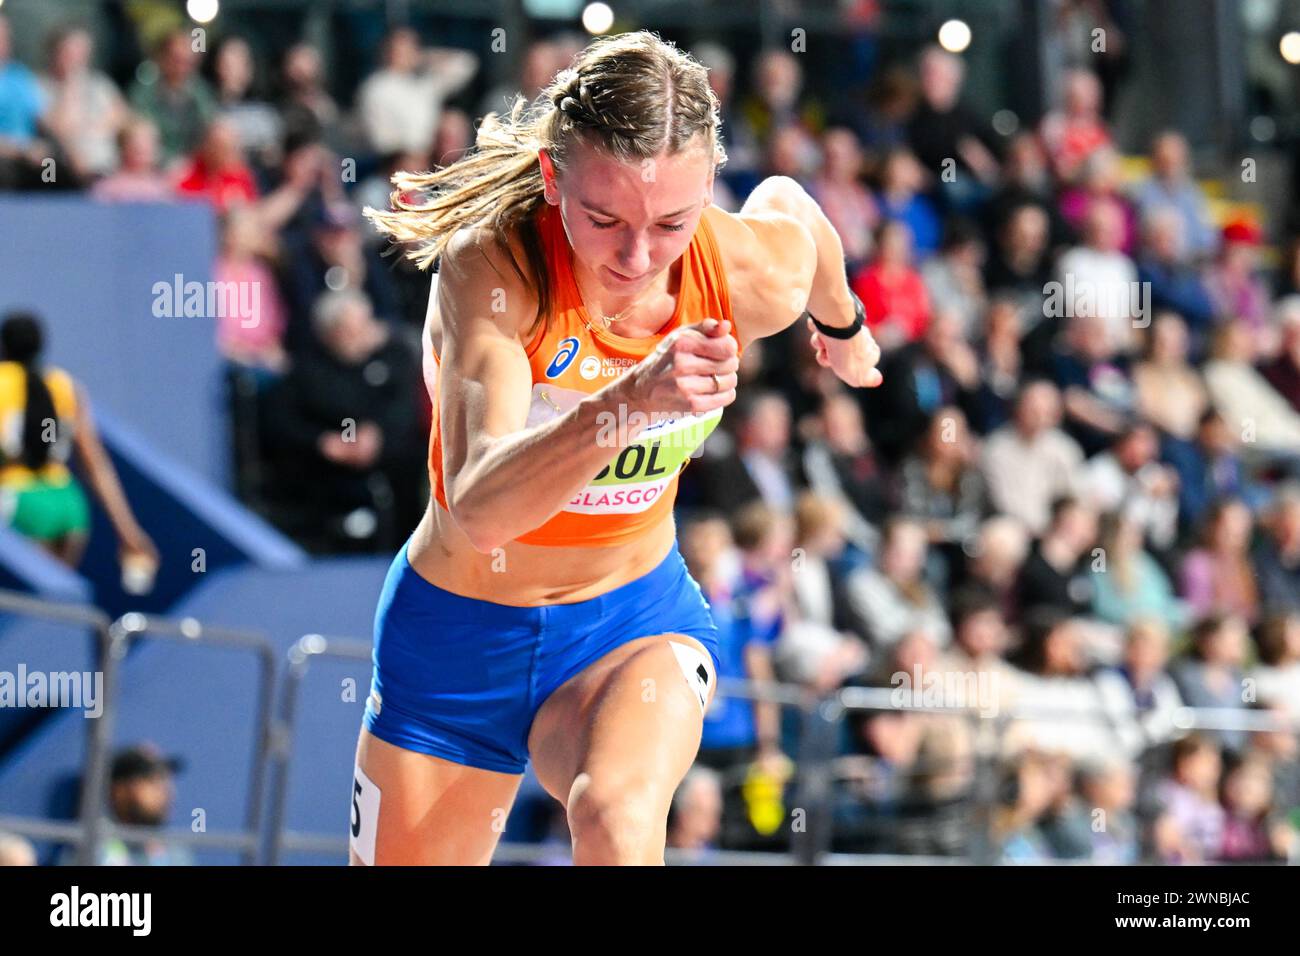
xmin=545 ymin=337 xmax=581 ymax=378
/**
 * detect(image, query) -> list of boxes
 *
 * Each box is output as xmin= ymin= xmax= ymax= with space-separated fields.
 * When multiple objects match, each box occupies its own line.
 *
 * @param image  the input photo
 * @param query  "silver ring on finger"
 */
xmin=712 ymin=372 xmax=722 ymax=393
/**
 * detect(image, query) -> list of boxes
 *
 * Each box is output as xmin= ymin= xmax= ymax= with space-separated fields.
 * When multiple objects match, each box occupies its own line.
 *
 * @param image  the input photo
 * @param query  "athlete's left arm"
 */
xmin=711 ymin=176 xmax=882 ymax=389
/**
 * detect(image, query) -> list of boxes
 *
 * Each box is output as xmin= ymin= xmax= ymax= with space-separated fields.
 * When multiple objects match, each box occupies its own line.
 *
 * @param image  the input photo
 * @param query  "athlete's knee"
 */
xmin=567 ymin=772 xmax=665 ymax=864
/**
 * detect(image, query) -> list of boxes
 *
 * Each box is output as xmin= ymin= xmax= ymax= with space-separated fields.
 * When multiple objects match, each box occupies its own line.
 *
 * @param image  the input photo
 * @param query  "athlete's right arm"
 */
xmin=437 ymin=232 xmax=738 ymax=553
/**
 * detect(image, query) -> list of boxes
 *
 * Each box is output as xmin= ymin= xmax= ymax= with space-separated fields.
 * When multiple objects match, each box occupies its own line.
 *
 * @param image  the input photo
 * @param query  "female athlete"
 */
xmin=350 ymin=30 xmax=882 ymax=865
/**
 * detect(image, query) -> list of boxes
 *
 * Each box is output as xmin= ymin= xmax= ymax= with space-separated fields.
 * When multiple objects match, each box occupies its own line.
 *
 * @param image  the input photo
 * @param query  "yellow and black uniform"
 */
xmin=0 ymin=361 xmax=89 ymax=541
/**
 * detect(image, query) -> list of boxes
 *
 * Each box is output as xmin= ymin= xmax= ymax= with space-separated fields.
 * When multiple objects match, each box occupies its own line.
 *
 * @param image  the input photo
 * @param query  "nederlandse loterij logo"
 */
xmin=545 ymin=337 xmax=581 ymax=378
xmin=50 ymin=886 xmax=151 ymax=936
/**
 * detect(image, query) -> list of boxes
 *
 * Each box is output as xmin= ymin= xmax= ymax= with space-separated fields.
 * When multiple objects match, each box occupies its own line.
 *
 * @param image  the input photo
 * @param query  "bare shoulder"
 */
xmin=435 ymin=215 xmax=541 ymax=344
xmin=703 ymin=190 xmax=818 ymax=347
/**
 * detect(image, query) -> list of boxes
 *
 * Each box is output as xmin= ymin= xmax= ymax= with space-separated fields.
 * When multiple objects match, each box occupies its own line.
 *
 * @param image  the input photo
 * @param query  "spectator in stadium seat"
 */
xmin=91 ymin=116 xmax=171 ymax=202
xmin=213 ymin=205 xmax=288 ymax=377
xmin=479 ymin=38 xmax=561 ymax=118
xmin=281 ymin=199 xmax=401 ymax=349
xmin=969 ymin=296 xmax=1024 ymax=433
xmin=1259 ymin=297 xmax=1300 ymax=414
xmin=1244 ymin=704 xmax=1300 ymax=819
xmin=1039 ymin=67 xmax=1112 ymax=184
xmin=937 ymin=586 xmax=1020 ymax=716
xmin=0 ymin=13 xmax=56 ymax=190
xmin=211 ymin=36 xmax=282 ymax=168
xmin=920 ymin=218 xmax=986 ymax=338
xmin=871 ymin=148 xmax=942 ymax=258
xmin=356 ymin=26 xmax=478 ymax=157
xmin=37 ymin=23 xmax=126 ymax=180
xmin=1006 ymin=611 xmax=1127 ymax=762
xmin=1089 ymin=510 xmax=1189 ymax=634
xmin=1057 ymin=146 xmax=1137 ymax=256
xmin=896 ymin=404 xmax=989 ymax=588
xmin=1050 ymin=311 xmax=1135 ymax=458
xmin=263 ymin=289 xmax=424 ymax=549
xmin=666 ymin=766 xmax=724 ymax=855
xmin=731 ymin=49 xmax=824 ymax=174
xmin=1178 ymin=498 xmax=1259 ymax=625
xmin=1076 ymin=758 xmax=1140 ymax=863
xmin=1251 ymin=488 xmax=1300 ymax=615
xmin=1206 ymin=220 xmax=1272 ymax=348
xmin=800 ymin=390 xmax=890 ymax=558
xmin=992 ymin=750 xmax=1058 ymax=862
xmin=0 ymin=312 xmax=158 ymax=570
xmin=845 ymin=516 xmax=951 ymax=650
xmin=848 ymin=65 xmax=916 ymax=157
xmin=777 ymin=493 xmax=868 ymax=692
xmin=957 ymin=517 xmax=1030 ymax=622
xmin=1016 ymin=495 xmax=1098 ymax=619
xmin=903 ymin=46 xmax=999 ymax=211
xmin=1202 ymin=321 xmax=1300 ymax=455
xmin=682 ymin=511 xmax=785 ymax=778
xmin=851 ymin=630 xmax=977 ymax=856
xmin=276 ymin=43 xmax=341 ymax=147
xmin=127 ymin=28 xmax=217 ymax=162
xmin=1135 ymin=210 xmax=1216 ymax=340
xmin=1133 ymin=313 xmax=1209 ymax=472
xmin=0 ymin=14 xmax=45 ymax=145
xmin=1217 ymin=754 xmax=1296 ymax=862
xmin=174 ymin=117 xmax=259 ymax=212
xmin=864 ymin=308 xmax=978 ymax=465
xmin=81 ymin=744 xmax=195 ymax=866
xmin=983 ymin=133 xmax=1071 ymax=254
xmin=1250 ymin=613 xmax=1300 ymax=716
xmin=1178 ymin=409 xmax=1268 ymax=533
xmin=1132 ymin=131 xmax=1217 ymax=264
xmin=981 ymin=381 xmax=1085 ymax=535
xmin=1095 ymin=619 xmax=1185 ymax=758
xmin=693 ymin=390 xmax=800 ymax=516
xmin=1169 ymin=615 xmax=1251 ymax=754
xmin=982 ymin=203 xmax=1054 ymax=352
xmin=1151 ymin=734 xmax=1225 ymax=864
xmin=808 ymin=126 xmax=878 ymax=273
xmin=1080 ymin=422 xmax=1180 ymax=554
xmin=1054 ymin=198 xmax=1142 ymax=355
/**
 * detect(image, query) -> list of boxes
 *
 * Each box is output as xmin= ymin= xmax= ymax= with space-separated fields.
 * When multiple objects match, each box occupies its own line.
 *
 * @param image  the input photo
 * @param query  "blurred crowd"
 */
xmin=3 ymin=6 xmax=1300 ymax=864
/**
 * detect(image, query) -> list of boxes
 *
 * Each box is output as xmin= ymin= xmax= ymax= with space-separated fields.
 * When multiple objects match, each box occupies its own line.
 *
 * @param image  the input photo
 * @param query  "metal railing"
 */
xmin=0 ymin=590 xmax=275 ymax=866
xmin=5 ymin=587 xmax=1299 ymax=865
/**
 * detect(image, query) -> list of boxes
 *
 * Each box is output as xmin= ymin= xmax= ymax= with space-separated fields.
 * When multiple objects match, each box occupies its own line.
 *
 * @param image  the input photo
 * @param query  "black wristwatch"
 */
xmin=808 ymin=291 xmax=865 ymax=340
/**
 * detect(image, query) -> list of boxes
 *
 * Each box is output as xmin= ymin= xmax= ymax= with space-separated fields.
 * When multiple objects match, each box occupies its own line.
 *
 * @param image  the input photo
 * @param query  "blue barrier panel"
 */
xmin=73 ymin=408 xmax=307 ymax=618
xmin=0 ymin=197 xmax=226 ymax=487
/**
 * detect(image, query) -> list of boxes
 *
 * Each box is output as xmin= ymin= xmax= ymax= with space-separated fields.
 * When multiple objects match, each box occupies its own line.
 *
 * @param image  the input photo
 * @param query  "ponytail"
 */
xmin=364 ymin=30 xmax=725 ymax=344
xmin=0 ymin=312 xmax=58 ymax=472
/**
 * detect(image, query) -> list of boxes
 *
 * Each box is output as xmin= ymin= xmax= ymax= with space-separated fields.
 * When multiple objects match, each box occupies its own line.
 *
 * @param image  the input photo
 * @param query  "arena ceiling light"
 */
xmin=582 ymin=3 xmax=615 ymax=35
xmin=1281 ymin=31 xmax=1300 ymax=65
xmin=187 ymin=0 xmax=219 ymax=24
xmin=937 ymin=19 xmax=972 ymax=53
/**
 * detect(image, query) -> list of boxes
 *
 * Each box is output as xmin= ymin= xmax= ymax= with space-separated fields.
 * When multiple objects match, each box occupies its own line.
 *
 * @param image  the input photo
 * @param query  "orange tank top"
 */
xmin=427 ymin=201 xmax=740 ymax=547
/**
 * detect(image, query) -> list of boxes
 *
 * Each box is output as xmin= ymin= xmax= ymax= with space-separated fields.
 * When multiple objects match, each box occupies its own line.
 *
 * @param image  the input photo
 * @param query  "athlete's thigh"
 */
xmin=526 ymin=634 xmax=717 ymax=805
xmin=350 ymin=728 xmax=523 ymax=865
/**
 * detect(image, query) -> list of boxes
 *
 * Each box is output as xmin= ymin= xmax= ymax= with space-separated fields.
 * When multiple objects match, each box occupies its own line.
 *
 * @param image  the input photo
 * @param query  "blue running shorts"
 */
xmin=363 ymin=536 xmax=723 ymax=774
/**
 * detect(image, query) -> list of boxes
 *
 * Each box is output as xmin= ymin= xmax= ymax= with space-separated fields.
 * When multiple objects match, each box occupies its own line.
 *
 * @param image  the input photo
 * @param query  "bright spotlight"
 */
xmin=938 ymin=19 xmax=972 ymax=54
xmin=1281 ymin=31 xmax=1300 ymax=65
xmin=582 ymin=2 xmax=615 ymax=35
xmin=187 ymin=0 xmax=219 ymax=24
